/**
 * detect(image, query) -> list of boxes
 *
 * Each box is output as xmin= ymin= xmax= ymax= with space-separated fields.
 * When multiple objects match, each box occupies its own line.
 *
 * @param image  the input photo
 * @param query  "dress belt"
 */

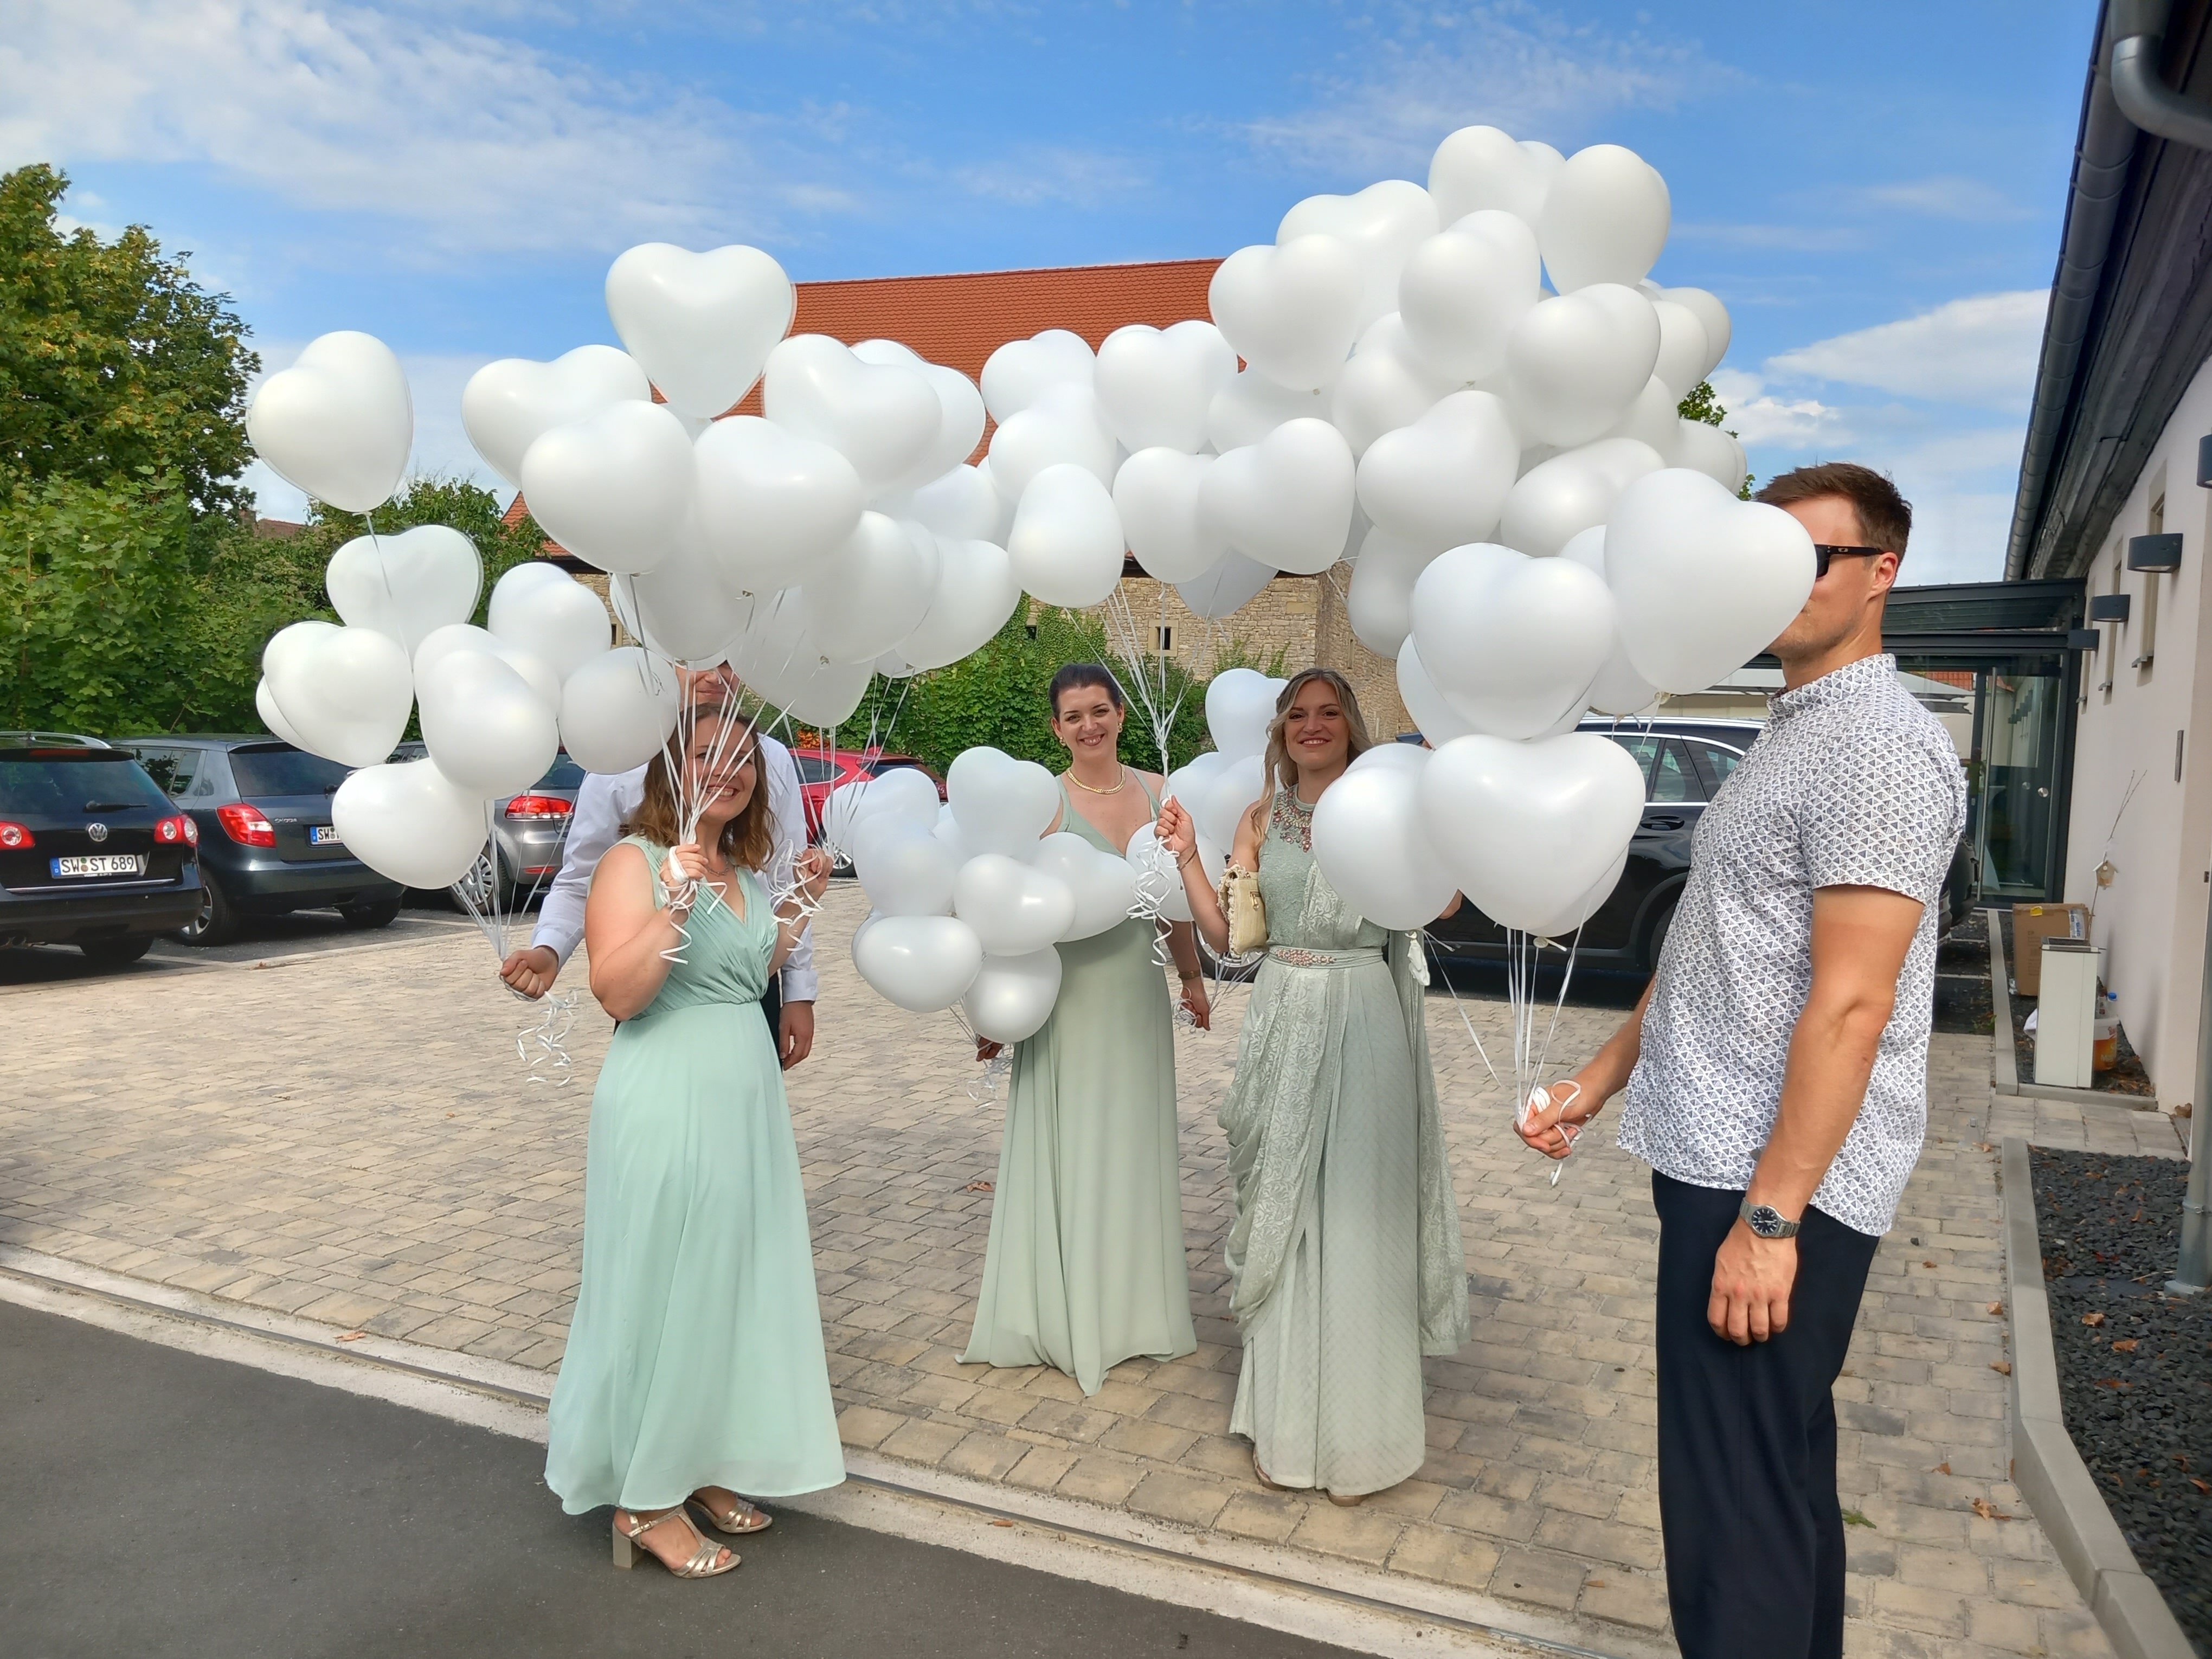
xmin=1266 ymin=944 xmax=1386 ymax=969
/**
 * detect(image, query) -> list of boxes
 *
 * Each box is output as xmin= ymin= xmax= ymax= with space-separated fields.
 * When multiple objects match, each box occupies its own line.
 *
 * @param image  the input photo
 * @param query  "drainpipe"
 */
xmin=2110 ymin=0 xmax=2212 ymax=147
xmin=2172 ymin=883 xmax=2211 ymax=1291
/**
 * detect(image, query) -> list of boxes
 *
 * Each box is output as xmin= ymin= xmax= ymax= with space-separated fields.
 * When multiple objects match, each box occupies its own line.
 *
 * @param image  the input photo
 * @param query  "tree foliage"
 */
xmin=290 ymin=474 xmax=551 ymax=627
xmin=1677 ymin=378 xmax=1754 ymax=499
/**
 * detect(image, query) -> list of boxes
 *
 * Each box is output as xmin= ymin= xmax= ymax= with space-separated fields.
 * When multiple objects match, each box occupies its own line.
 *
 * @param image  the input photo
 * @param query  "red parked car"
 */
xmin=788 ymin=748 xmax=944 ymax=845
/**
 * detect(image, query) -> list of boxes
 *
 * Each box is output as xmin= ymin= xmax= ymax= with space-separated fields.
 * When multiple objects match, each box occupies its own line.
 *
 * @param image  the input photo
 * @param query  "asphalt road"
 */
xmin=0 ymin=899 xmax=483 ymax=987
xmin=0 ymin=1301 xmax=1352 ymax=1659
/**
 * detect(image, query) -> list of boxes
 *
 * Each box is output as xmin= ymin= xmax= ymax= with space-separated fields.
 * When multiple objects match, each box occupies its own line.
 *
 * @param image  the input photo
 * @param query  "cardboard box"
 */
xmin=2012 ymin=902 xmax=2089 ymax=998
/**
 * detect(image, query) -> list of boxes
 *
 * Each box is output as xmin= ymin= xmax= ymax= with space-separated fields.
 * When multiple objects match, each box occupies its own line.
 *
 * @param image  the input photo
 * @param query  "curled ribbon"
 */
xmin=513 ymin=989 xmax=580 ymax=1086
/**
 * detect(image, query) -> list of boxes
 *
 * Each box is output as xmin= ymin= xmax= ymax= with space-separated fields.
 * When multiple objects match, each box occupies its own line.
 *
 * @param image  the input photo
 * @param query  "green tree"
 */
xmin=1677 ymin=378 xmax=1755 ymax=499
xmin=288 ymin=473 xmax=551 ymax=626
xmin=0 ymin=164 xmax=258 ymax=514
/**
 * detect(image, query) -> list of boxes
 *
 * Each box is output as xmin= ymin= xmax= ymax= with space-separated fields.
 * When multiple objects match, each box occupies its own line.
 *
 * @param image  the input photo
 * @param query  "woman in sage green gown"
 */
xmin=961 ymin=665 xmax=1207 ymax=1395
xmin=546 ymin=708 xmax=844 ymax=1579
xmin=1159 ymin=668 xmax=1469 ymax=1502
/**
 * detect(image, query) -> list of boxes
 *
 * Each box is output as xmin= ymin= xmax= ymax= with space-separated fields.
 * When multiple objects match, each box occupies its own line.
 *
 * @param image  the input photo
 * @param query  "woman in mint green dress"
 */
xmin=546 ymin=706 xmax=841 ymax=1579
xmin=1159 ymin=668 xmax=1469 ymax=1503
xmin=961 ymin=665 xmax=1207 ymax=1394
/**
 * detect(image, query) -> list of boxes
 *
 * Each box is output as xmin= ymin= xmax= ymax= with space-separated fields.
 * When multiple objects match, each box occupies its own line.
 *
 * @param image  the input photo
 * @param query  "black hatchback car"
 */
xmin=118 ymin=737 xmax=404 ymax=946
xmin=0 ymin=737 xmax=203 ymax=965
xmin=1424 ymin=717 xmax=1766 ymax=974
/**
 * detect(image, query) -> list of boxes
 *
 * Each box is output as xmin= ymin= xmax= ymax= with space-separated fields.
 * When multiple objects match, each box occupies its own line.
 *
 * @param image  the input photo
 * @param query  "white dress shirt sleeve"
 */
xmin=758 ymin=734 xmax=818 ymax=1003
xmin=531 ymin=766 xmax=646 ymax=968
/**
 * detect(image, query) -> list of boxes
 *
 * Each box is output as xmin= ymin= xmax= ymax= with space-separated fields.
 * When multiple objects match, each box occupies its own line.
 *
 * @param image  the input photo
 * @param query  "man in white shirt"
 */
xmin=498 ymin=690 xmax=818 ymax=1069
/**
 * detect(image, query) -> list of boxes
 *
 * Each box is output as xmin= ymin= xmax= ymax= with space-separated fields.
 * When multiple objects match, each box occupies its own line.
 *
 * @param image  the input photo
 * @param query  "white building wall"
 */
xmin=2061 ymin=349 xmax=2212 ymax=1105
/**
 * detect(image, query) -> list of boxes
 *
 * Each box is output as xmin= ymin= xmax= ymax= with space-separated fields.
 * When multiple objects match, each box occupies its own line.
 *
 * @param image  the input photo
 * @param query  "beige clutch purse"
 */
xmin=1217 ymin=863 xmax=1268 ymax=957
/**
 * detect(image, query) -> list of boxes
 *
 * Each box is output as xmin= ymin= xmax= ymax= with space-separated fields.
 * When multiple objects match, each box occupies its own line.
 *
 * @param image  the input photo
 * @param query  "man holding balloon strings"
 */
xmin=1519 ymin=462 xmax=1966 ymax=1659
xmin=498 ymin=666 xmax=819 ymax=1070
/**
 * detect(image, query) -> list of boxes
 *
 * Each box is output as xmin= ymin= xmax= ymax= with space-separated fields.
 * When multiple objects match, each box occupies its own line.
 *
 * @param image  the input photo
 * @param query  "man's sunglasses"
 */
xmin=1813 ymin=543 xmax=1888 ymax=578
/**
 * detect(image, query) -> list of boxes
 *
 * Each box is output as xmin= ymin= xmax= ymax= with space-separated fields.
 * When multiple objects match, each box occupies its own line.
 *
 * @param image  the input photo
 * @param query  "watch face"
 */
xmin=1749 ymin=1205 xmax=1786 ymax=1237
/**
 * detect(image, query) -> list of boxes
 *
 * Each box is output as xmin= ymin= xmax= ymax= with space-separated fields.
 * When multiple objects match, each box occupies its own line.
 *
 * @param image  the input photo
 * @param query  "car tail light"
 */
xmin=155 ymin=813 xmax=199 ymax=846
xmin=504 ymin=794 xmax=574 ymax=821
xmin=0 ymin=821 xmax=32 ymax=850
xmin=216 ymin=802 xmax=276 ymax=847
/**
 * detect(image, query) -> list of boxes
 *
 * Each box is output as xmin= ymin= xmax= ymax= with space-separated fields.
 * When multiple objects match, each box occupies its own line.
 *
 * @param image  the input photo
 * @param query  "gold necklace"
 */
xmin=1065 ymin=763 xmax=1127 ymax=796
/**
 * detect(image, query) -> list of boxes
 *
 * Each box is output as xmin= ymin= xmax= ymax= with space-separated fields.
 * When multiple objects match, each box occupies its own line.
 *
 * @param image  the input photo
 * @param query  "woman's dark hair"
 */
xmin=1049 ymin=663 xmax=1125 ymax=718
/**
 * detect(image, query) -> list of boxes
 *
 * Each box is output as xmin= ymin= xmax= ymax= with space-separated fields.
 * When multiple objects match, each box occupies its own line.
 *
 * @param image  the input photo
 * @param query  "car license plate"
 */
xmin=51 ymin=854 xmax=145 ymax=878
xmin=309 ymin=825 xmax=343 ymax=847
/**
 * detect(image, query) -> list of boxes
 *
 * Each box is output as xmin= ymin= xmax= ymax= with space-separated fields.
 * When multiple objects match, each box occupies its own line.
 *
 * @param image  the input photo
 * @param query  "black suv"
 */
xmin=118 ymin=737 xmax=404 ymax=946
xmin=0 ymin=736 xmax=203 ymax=965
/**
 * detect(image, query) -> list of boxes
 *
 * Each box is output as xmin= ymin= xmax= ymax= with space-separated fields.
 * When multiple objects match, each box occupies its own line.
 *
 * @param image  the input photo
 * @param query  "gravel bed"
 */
xmin=1933 ymin=908 xmax=1993 ymax=1036
xmin=2030 ymin=1148 xmax=2211 ymax=1651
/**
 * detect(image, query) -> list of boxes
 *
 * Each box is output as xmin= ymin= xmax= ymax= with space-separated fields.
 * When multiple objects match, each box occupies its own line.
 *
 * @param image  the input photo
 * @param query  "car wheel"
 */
xmin=176 ymin=874 xmax=238 ymax=946
xmin=1641 ymin=899 xmax=1678 ymax=975
xmin=338 ymin=897 xmax=402 ymax=930
xmin=78 ymin=934 xmax=154 ymax=968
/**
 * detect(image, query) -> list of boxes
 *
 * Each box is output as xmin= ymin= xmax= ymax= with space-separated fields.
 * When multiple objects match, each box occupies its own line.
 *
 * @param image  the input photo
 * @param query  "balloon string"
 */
xmin=1423 ymin=928 xmax=1502 ymax=1091
xmin=944 ymin=1005 xmax=1010 ymax=1103
xmin=514 ymin=991 xmax=578 ymax=1086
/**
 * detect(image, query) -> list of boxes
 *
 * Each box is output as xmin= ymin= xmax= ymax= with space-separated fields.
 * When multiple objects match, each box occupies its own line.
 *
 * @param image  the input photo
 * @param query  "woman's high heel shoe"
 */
xmin=690 ymin=1491 xmax=773 ymax=1535
xmin=613 ymin=1507 xmax=740 ymax=1578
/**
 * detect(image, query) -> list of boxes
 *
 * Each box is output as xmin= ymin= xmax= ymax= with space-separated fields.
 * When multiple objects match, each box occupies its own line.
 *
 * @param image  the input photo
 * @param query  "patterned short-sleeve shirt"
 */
xmin=1615 ymin=653 xmax=1968 ymax=1236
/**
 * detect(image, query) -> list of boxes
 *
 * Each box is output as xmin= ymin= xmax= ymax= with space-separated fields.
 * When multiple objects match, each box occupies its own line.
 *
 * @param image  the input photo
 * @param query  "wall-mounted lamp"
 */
xmin=2089 ymin=593 xmax=2133 ymax=622
xmin=2198 ymin=432 xmax=2212 ymax=488
xmin=2068 ymin=628 xmax=2102 ymax=650
xmin=2129 ymin=532 xmax=2184 ymax=572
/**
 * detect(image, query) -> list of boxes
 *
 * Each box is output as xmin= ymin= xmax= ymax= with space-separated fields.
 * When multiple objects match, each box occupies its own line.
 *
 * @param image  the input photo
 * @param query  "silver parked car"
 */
xmin=390 ymin=744 xmax=584 ymax=909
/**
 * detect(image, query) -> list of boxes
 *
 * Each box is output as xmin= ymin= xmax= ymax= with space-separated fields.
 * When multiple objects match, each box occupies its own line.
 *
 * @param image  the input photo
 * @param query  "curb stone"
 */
xmin=1998 ymin=1137 xmax=2197 ymax=1659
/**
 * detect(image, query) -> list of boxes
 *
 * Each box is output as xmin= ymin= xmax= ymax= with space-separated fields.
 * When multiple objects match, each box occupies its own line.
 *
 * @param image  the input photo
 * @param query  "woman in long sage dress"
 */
xmin=961 ymin=665 xmax=1208 ymax=1394
xmin=545 ymin=705 xmax=843 ymax=1579
xmin=1158 ymin=668 xmax=1469 ymax=1502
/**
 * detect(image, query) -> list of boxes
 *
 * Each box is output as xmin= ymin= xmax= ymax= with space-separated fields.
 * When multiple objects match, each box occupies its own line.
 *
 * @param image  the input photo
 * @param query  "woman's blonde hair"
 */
xmin=621 ymin=703 xmax=777 ymax=873
xmin=1251 ymin=668 xmax=1372 ymax=829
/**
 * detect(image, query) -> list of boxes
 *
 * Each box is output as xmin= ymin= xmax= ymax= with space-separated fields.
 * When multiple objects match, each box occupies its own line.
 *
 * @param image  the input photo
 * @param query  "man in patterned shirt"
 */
xmin=1519 ymin=462 xmax=1966 ymax=1659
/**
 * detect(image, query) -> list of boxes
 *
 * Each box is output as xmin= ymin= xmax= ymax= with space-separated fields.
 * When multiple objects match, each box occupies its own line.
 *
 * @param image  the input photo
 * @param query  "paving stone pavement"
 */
xmin=1 ymin=885 xmax=2151 ymax=1658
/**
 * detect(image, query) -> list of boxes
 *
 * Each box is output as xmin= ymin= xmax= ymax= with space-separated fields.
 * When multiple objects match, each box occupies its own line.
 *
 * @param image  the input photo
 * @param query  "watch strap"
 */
xmin=1739 ymin=1200 xmax=1801 ymax=1239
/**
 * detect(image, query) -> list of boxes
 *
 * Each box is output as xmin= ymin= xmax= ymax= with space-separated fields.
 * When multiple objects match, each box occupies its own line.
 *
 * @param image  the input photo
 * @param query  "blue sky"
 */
xmin=3 ymin=1 xmax=2092 ymax=582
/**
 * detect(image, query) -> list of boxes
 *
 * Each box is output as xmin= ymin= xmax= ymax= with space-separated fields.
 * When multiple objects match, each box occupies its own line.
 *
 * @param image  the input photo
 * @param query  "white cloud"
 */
xmin=1845 ymin=175 xmax=2029 ymax=223
xmin=0 ymin=0 xmax=840 ymax=254
xmin=1244 ymin=5 xmax=1731 ymax=176
xmin=953 ymin=148 xmax=1149 ymax=208
xmin=1766 ymin=289 xmax=2049 ymax=412
xmin=1707 ymin=369 xmax=1847 ymax=447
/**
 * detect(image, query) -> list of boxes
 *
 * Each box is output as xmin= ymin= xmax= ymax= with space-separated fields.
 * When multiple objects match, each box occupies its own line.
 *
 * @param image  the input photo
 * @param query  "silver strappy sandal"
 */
xmin=690 ymin=1491 xmax=773 ymax=1535
xmin=613 ymin=1506 xmax=740 ymax=1577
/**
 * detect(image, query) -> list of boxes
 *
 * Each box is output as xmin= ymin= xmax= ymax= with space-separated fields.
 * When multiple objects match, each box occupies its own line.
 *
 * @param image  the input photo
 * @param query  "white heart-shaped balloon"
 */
xmin=1176 ymin=551 xmax=1277 ymax=619
xmin=1497 ymin=436 xmax=1666 ymax=560
xmin=1114 ymin=448 xmax=1222 ymax=583
xmin=255 ymin=678 xmax=310 ymax=748
xmin=604 ymin=242 xmax=794 ymax=420
xmin=1528 ymin=845 xmax=1632 ymax=938
xmin=1195 ymin=754 xmax=1268 ymax=857
xmin=853 ymin=914 xmax=985 ymax=1013
xmin=883 ymin=464 xmax=1006 ymax=544
xmin=850 ymin=339 xmax=986 ymax=489
xmin=1330 ymin=313 xmax=1461 ymax=458
xmin=1398 ymin=209 xmax=1543 ymax=380
xmin=1558 ymin=526 xmax=1660 ymax=716
xmin=1657 ymin=286 xmax=1732 ymax=381
xmin=1600 ymin=377 xmax=1686 ymax=460
xmin=1199 ymin=418 xmax=1355 ymax=577
xmin=518 ymin=401 xmax=693 ymax=575
xmin=1410 ymin=544 xmax=1616 ymax=740
xmin=1538 ymin=144 xmax=1671 ymax=294
xmin=557 ymin=646 xmax=679 ymax=774
xmin=1428 ymin=126 xmax=1564 ymax=226
xmin=1008 ymin=464 xmax=1124 ymax=608
xmin=900 ymin=538 xmax=1020 ymax=672
xmin=1355 ymin=390 xmax=1520 ymax=551
xmin=614 ymin=516 xmax=757 ymax=663
xmin=1277 ymin=179 xmax=1440 ymax=332
xmin=1028 ymin=831 xmax=1139 ymax=941
xmin=1206 ymin=668 xmax=1285 ymax=762
xmin=1397 ymin=636 xmax=1477 ymax=744
xmin=953 ymin=852 xmax=1077 ymax=956
xmin=980 ymin=330 xmax=1096 ymax=424
xmin=417 ymin=648 xmax=560 ymax=798
xmin=1606 ymin=468 xmax=1816 ymax=693
xmin=1649 ymin=302 xmax=1712 ymax=402
xmin=246 ymin=331 xmax=412 ymax=514
xmin=963 ymin=947 xmax=1065 ymax=1044
xmin=946 ymin=748 xmax=1060 ymax=856
xmin=822 ymin=766 xmax=942 ymax=860
xmin=986 ymin=382 xmax=1118 ymax=500
xmin=1093 ymin=320 xmax=1238 ymax=454
xmin=853 ymin=818 xmax=962 ymax=917
xmin=1418 ymin=731 xmax=1645 ymax=935
xmin=1346 ymin=527 xmax=1437 ymax=657
xmin=1208 ymin=235 xmax=1365 ymax=391
xmin=1504 ymin=284 xmax=1662 ymax=448
xmin=763 ymin=335 xmax=943 ymax=494
xmin=1309 ymin=756 xmax=1459 ymax=930
xmin=1206 ymin=366 xmax=1331 ymax=452
xmin=462 ymin=345 xmax=652 ymax=487
xmin=1674 ymin=420 xmax=1749 ymax=495
xmin=722 ymin=591 xmax=873 ymax=726
xmin=414 ymin=622 xmax=561 ymax=709
xmin=324 ymin=524 xmax=482 ymax=658
xmin=933 ymin=804 xmax=972 ymax=865
xmin=486 ymin=562 xmax=610 ymax=685
xmin=333 ymin=758 xmax=490 ymax=889
xmin=261 ymin=621 xmax=413 ymax=769
xmin=691 ymin=414 xmax=865 ymax=595
xmin=802 ymin=512 xmax=941 ymax=664
xmin=1163 ymin=751 xmax=1228 ymax=808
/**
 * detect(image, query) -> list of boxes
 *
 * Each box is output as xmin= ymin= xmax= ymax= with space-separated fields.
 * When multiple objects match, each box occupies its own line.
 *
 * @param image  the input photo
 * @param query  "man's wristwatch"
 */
xmin=1739 ymin=1201 xmax=1801 ymax=1239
